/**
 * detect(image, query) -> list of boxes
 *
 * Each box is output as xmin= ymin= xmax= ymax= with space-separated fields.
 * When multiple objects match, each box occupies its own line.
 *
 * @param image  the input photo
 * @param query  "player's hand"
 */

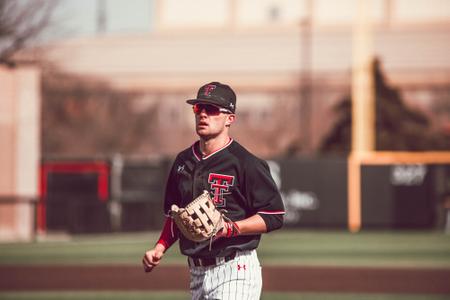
xmin=142 ymin=246 xmax=164 ymax=273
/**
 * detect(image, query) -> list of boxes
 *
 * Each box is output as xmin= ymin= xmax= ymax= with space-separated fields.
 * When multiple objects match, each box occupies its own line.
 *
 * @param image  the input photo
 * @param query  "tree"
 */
xmin=41 ymin=68 xmax=160 ymax=157
xmin=0 ymin=0 xmax=56 ymax=65
xmin=319 ymin=58 xmax=450 ymax=154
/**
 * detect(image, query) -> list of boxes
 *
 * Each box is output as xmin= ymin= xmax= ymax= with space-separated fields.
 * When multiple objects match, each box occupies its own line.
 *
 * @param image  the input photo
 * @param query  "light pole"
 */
xmin=300 ymin=0 xmax=313 ymax=154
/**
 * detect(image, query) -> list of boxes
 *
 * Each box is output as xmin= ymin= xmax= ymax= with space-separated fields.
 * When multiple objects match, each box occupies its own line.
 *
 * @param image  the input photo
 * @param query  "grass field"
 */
xmin=0 ymin=229 xmax=449 ymax=268
xmin=0 ymin=229 xmax=449 ymax=300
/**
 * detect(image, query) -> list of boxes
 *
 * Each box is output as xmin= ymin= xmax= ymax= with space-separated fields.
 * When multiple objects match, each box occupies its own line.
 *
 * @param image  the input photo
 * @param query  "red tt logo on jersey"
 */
xmin=208 ymin=173 xmax=234 ymax=207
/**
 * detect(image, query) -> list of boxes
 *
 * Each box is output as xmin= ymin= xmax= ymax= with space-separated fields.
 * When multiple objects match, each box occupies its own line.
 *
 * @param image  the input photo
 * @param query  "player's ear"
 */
xmin=225 ymin=114 xmax=235 ymax=127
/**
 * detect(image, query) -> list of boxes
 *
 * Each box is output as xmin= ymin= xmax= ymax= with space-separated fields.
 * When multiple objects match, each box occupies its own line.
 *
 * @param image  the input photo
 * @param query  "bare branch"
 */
xmin=0 ymin=0 xmax=57 ymax=65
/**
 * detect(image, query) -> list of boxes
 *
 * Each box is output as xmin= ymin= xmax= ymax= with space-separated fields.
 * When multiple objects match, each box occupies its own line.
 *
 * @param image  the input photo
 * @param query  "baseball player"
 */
xmin=142 ymin=82 xmax=285 ymax=300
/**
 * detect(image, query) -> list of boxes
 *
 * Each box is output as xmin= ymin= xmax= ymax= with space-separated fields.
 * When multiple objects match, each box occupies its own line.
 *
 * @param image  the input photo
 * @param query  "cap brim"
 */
xmin=186 ymin=98 xmax=235 ymax=113
xmin=186 ymin=98 xmax=219 ymax=106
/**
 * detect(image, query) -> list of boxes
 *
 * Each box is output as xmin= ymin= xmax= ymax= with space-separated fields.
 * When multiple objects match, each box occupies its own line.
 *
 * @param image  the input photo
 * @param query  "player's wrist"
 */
xmin=155 ymin=241 xmax=167 ymax=253
xmin=219 ymin=221 xmax=241 ymax=238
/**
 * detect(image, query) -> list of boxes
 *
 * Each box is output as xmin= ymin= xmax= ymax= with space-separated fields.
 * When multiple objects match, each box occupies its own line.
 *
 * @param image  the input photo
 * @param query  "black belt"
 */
xmin=188 ymin=251 xmax=237 ymax=267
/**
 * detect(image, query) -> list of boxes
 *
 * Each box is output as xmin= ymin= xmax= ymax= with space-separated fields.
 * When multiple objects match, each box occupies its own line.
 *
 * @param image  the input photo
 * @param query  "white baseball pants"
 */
xmin=189 ymin=250 xmax=262 ymax=300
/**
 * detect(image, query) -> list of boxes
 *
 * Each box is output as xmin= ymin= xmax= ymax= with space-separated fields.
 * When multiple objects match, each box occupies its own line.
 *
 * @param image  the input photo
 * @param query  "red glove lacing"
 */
xmin=221 ymin=221 xmax=241 ymax=238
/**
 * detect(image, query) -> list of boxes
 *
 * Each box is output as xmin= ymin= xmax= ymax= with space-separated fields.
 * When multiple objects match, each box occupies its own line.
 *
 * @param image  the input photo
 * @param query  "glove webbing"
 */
xmin=187 ymin=199 xmax=217 ymax=236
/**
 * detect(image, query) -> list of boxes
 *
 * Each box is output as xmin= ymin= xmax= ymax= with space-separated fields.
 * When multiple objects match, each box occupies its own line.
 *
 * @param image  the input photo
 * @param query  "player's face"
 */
xmin=193 ymin=104 xmax=235 ymax=138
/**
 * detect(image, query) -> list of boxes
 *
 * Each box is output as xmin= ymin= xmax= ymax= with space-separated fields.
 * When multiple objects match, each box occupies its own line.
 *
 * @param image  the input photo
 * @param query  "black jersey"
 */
xmin=164 ymin=139 xmax=285 ymax=258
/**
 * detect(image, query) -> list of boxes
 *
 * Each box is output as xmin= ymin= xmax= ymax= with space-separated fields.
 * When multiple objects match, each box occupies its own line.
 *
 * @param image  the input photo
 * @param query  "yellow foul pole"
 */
xmin=349 ymin=0 xmax=376 ymax=232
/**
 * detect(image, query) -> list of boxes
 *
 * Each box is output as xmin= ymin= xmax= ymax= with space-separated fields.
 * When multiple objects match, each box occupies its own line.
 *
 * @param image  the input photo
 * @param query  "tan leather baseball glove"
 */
xmin=170 ymin=190 xmax=225 ymax=244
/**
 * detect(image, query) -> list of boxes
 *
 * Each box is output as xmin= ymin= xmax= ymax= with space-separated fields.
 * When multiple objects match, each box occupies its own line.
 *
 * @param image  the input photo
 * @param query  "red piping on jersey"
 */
xmin=191 ymin=138 xmax=233 ymax=161
xmin=258 ymin=211 xmax=286 ymax=215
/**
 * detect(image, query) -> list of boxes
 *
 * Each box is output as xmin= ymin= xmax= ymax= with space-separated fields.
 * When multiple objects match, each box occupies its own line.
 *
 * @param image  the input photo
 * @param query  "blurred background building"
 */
xmin=29 ymin=0 xmax=450 ymax=158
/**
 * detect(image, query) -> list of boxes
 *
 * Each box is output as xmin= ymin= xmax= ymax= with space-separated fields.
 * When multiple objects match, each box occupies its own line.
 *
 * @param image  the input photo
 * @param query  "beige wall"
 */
xmin=0 ymin=65 xmax=41 ymax=242
xmin=155 ymin=0 xmax=450 ymax=30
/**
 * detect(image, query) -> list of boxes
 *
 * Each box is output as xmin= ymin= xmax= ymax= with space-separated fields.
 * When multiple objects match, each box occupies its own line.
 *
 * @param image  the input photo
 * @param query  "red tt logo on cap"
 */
xmin=203 ymin=84 xmax=216 ymax=96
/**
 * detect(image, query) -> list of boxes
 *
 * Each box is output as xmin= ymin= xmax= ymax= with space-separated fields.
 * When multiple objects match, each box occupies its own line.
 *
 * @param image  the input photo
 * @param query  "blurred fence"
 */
xmin=361 ymin=164 xmax=449 ymax=228
xmin=38 ymin=157 xmax=169 ymax=234
xmin=33 ymin=156 xmax=450 ymax=234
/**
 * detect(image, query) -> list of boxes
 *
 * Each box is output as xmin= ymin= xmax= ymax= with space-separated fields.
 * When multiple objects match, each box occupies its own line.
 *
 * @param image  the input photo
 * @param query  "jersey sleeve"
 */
xmin=156 ymin=216 xmax=179 ymax=250
xmin=244 ymin=157 xmax=285 ymax=231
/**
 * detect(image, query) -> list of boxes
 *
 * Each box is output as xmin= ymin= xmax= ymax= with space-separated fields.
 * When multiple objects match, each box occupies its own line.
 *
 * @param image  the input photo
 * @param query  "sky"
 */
xmin=47 ymin=0 xmax=450 ymax=41
xmin=50 ymin=0 xmax=153 ymax=39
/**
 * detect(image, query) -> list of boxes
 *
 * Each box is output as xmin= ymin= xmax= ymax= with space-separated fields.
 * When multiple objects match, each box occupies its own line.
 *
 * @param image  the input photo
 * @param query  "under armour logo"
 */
xmin=203 ymin=84 xmax=216 ymax=96
xmin=177 ymin=165 xmax=185 ymax=173
xmin=237 ymin=264 xmax=246 ymax=271
xmin=229 ymin=103 xmax=234 ymax=109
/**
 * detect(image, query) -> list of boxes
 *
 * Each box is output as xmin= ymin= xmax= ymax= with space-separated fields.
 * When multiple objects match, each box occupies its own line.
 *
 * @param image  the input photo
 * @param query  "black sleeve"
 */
xmin=244 ymin=157 xmax=285 ymax=232
xmin=258 ymin=214 xmax=284 ymax=232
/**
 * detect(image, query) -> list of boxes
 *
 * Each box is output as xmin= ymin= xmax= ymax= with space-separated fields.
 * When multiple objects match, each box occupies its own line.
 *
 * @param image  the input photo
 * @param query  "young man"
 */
xmin=142 ymin=82 xmax=285 ymax=300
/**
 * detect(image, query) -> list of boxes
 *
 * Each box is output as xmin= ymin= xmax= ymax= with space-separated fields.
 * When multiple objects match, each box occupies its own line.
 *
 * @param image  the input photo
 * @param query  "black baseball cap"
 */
xmin=186 ymin=82 xmax=236 ymax=113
